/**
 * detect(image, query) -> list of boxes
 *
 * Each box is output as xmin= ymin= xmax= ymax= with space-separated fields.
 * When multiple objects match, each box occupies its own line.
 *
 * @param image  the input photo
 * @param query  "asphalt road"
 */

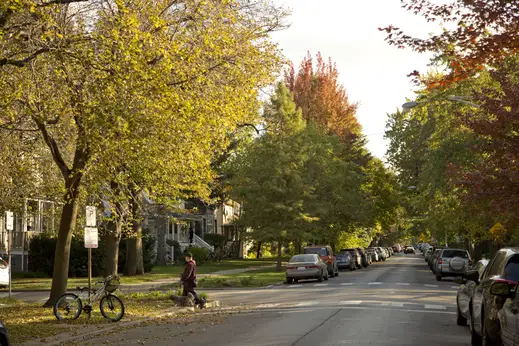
xmin=78 ymin=252 xmax=472 ymax=346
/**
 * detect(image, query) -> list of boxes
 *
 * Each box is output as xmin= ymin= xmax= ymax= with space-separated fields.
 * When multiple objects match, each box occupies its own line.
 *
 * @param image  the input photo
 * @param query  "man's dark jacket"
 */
xmin=181 ymin=260 xmax=197 ymax=284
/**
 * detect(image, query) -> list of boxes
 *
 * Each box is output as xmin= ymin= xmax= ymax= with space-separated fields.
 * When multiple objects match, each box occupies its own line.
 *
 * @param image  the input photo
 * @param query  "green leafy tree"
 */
xmin=0 ymin=0 xmax=286 ymax=305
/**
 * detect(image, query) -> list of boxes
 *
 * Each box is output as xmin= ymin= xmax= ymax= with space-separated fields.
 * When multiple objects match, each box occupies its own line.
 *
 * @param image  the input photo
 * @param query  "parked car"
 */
xmin=0 ymin=259 xmax=8 ymax=288
xmin=286 ymin=254 xmax=329 ymax=283
xmin=386 ymin=247 xmax=393 ymax=257
xmin=405 ymin=246 xmax=415 ymax=254
xmin=0 ymin=321 xmax=9 ymax=346
xmin=366 ymin=248 xmax=380 ymax=262
xmin=434 ymin=248 xmax=472 ymax=281
xmin=429 ymin=248 xmax=443 ymax=270
xmin=341 ymin=248 xmax=363 ymax=269
xmin=496 ymin=284 xmax=519 ymax=346
xmin=336 ymin=251 xmax=356 ymax=271
xmin=455 ymin=259 xmax=489 ymax=326
xmin=471 ymin=248 xmax=519 ymax=346
xmin=357 ymin=247 xmax=371 ymax=267
xmin=375 ymin=247 xmax=387 ymax=261
xmin=303 ymin=245 xmax=339 ymax=277
xmin=424 ymin=247 xmax=433 ymax=261
xmin=392 ymin=245 xmax=400 ymax=253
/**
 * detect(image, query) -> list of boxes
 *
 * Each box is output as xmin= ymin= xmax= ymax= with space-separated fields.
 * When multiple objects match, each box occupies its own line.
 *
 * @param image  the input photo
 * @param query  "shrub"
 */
xmin=29 ymin=232 xmax=105 ymax=277
xmin=166 ymin=239 xmax=183 ymax=262
xmin=204 ymin=234 xmax=227 ymax=249
xmin=185 ymin=247 xmax=209 ymax=264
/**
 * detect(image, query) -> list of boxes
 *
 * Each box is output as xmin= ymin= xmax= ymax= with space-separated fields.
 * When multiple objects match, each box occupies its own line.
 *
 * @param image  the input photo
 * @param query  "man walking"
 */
xmin=180 ymin=252 xmax=206 ymax=308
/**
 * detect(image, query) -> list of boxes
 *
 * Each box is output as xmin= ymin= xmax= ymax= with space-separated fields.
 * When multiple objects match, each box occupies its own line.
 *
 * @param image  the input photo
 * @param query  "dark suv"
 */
xmin=304 ymin=245 xmax=339 ymax=277
xmin=470 ymin=248 xmax=519 ymax=346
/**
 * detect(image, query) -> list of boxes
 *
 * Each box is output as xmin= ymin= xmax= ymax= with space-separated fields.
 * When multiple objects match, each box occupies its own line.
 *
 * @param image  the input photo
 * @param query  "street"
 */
xmin=76 ymin=253 xmax=471 ymax=346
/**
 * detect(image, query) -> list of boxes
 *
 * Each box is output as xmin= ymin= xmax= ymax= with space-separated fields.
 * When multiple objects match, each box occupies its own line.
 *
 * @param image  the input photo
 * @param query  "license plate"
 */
xmin=297 ymin=267 xmax=305 ymax=271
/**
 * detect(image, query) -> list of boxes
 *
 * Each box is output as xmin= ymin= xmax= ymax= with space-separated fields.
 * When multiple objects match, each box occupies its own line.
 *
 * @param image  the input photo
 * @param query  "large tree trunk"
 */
xmin=43 ymin=180 xmax=81 ymax=307
xmin=103 ymin=220 xmax=122 ymax=277
xmin=125 ymin=189 xmax=144 ymax=276
xmin=256 ymin=241 xmax=262 ymax=259
xmin=103 ymin=188 xmax=125 ymax=277
xmin=276 ymin=239 xmax=282 ymax=272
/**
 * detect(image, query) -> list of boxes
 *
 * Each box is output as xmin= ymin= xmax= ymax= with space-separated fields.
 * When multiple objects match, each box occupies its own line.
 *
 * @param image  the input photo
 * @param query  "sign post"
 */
xmin=5 ymin=211 xmax=14 ymax=299
xmin=85 ymin=206 xmax=97 ymax=318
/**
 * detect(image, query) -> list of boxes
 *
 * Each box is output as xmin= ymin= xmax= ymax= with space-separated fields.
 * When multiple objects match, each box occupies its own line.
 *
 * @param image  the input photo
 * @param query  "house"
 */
xmin=144 ymin=198 xmax=247 ymax=263
xmin=0 ymin=199 xmax=59 ymax=272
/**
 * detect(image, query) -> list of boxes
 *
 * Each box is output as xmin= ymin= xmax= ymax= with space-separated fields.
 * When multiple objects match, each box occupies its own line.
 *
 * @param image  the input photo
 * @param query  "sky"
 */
xmin=271 ymin=0 xmax=445 ymax=159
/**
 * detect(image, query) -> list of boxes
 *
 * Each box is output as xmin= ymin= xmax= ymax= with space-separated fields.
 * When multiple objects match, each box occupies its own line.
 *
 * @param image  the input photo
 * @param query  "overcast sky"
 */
xmin=271 ymin=0 xmax=446 ymax=159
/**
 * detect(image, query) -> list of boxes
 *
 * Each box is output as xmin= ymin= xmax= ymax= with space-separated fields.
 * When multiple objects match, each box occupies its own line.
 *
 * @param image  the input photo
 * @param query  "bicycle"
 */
xmin=53 ymin=275 xmax=125 ymax=322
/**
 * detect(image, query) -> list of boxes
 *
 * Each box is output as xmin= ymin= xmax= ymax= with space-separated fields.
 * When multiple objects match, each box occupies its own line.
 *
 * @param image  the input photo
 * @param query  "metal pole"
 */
xmin=88 ymin=247 xmax=92 ymax=319
xmin=7 ymin=229 xmax=11 ymax=299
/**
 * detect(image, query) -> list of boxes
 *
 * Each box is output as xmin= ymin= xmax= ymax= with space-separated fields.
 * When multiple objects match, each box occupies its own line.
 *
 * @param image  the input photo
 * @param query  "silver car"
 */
xmin=435 ymin=248 xmax=472 ymax=281
xmin=286 ymin=254 xmax=328 ymax=284
xmin=0 ymin=259 xmax=8 ymax=288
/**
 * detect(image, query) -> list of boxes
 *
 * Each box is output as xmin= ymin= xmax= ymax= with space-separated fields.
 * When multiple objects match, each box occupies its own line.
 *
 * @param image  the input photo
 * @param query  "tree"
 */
xmin=0 ymin=0 xmax=286 ymax=305
xmin=380 ymin=0 xmax=519 ymax=87
xmin=230 ymin=83 xmax=313 ymax=270
xmin=454 ymin=56 xmax=519 ymax=228
xmin=286 ymin=52 xmax=361 ymax=144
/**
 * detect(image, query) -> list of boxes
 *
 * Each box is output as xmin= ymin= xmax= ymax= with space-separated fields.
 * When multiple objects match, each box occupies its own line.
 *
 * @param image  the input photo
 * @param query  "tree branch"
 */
xmin=0 ymin=47 xmax=50 ymax=68
xmin=31 ymin=116 xmax=70 ymax=180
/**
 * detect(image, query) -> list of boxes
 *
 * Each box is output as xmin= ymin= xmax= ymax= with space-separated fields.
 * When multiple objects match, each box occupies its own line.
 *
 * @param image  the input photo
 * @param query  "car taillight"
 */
xmin=438 ymin=258 xmax=443 ymax=265
xmin=328 ymin=259 xmax=333 ymax=264
xmin=287 ymin=266 xmax=296 ymax=269
xmin=307 ymin=265 xmax=318 ymax=269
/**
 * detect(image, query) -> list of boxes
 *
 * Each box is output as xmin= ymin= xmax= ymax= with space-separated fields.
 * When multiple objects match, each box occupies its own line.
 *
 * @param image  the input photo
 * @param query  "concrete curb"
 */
xmin=21 ymin=300 xmax=222 ymax=346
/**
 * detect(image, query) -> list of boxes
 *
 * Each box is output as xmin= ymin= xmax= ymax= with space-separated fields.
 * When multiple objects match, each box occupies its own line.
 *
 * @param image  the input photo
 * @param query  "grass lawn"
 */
xmin=3 ymin=259 xmax=278 ymax=291
xmin=157 ymin=267 xmax=286 ymax=290
xmin=0 ymin=291 xmax=195 ymax=345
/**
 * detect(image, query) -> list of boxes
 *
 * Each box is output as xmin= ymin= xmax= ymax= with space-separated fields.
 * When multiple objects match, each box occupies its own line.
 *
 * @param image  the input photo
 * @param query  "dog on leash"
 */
xmin=170 ymin=293 xmax=195 ymax=307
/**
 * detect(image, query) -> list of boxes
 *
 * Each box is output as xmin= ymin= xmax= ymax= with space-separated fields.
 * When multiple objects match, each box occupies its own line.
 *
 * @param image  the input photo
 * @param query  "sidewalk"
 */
xmin=0 ymin=265 xmax=276 ymax=302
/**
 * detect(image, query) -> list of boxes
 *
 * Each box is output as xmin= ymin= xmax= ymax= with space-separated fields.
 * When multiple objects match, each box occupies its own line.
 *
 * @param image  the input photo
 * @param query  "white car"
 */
xmin=0 ymin=259 xmax=9 ymax=288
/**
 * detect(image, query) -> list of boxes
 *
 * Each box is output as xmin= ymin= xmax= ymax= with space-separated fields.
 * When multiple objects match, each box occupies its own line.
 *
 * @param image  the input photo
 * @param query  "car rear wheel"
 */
xmin=286 ymin=277 xmax=293 ymax=284
xmin=324 ymin=271 xmax=329 ymax=281
xmin=436 ymin=274 xmax=442 ymax=281
xmin=335 ymin=266 xmax=339 ymax=277
xmin=317 ymin=271 xmax=324 ymax=282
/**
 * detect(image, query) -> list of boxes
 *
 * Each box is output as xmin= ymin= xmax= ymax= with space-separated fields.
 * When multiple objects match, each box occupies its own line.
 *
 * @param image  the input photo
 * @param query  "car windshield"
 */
xmin=305 ymin=248 xmax=327 ymax=256
xmin=290 ymin=255 xmax=316 ymax=263
xmin=504 ymin=255 xmax=519 ymax=282
xmin=442 ymin=250 xmax=469 ymax=258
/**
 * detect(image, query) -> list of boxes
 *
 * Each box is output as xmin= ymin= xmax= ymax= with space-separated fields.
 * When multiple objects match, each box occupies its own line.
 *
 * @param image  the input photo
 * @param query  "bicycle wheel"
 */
xmin=100 ymin=294 xmax=125 ymax=322
xmin=54 ymin=293 xmax=82 ymax=321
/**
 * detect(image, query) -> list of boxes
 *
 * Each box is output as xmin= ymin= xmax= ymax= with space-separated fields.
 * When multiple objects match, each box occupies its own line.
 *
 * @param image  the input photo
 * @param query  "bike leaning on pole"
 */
xmin=53 ymin=275 xmax=125 ymax=322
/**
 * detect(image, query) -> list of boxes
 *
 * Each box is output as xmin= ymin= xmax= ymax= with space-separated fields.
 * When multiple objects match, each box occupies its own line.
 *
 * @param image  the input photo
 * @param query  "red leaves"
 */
xmin=285 ymin=52 xmax=361 ymax=143
xmin=381 ymin=0 xmax=519 ymax=88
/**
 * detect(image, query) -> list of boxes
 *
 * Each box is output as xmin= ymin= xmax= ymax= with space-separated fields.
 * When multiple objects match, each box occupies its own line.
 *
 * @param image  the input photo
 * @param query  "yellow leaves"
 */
xmin=489 ymin=222 xmax=507 ymax=242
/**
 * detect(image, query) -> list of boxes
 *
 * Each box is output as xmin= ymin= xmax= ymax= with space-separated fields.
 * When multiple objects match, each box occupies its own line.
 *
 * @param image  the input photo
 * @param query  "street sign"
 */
xmin=86 ymin=206 xmax=96 ymax=227
xmin=84 ymin=227 xmax=98 ymax=249
xmin=5 ymin=211 xmax=14 ymax=231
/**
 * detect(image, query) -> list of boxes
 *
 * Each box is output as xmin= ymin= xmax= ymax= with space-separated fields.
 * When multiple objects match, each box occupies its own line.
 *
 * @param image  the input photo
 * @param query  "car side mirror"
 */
xmin=465 ymin=270 xmax=479 ymax=283
xmin=454 ymin=276 xmax=466 ymax=285
xmin=490 ymin=281 xmax=514 ymax=297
